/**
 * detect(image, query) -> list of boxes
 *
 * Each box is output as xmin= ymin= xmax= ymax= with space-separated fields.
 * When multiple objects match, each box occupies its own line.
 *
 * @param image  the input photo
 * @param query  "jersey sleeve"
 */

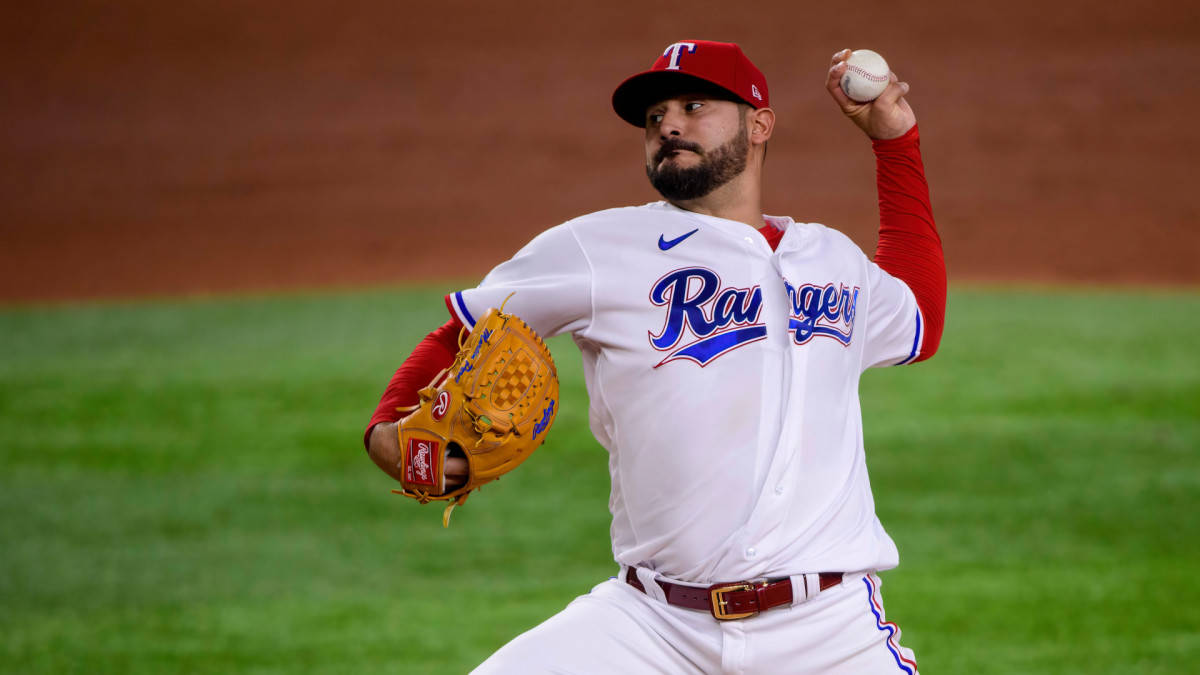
xmin=447 ymin=223 xmax=592 ymax=338
xmin=861 ymin=261 xmax=925 ymax=370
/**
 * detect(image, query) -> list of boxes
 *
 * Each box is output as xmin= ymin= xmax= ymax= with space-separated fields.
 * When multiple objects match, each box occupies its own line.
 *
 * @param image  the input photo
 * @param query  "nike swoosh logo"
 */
xmin=658 ymin=228 xmax=700 ymax=251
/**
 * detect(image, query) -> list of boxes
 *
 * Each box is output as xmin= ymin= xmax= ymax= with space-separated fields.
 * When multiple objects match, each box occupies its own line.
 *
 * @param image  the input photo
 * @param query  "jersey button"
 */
xmin=745 ymin=547 xmax=757 ymax=559
xmin=774 ymin=485 xmax=784 ymax=495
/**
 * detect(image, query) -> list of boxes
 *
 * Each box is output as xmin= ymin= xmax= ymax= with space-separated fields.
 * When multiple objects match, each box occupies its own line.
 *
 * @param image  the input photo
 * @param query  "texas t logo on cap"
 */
xmin=662 ymin=42 xmax=697 ymax=70
xmin=612 ymin=39 xmax=770 ymax=127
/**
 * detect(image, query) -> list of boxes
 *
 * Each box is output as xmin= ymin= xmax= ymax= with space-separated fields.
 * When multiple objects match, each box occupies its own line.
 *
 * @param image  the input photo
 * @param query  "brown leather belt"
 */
xmin=624 ymin=567 xmax=843 ymax=620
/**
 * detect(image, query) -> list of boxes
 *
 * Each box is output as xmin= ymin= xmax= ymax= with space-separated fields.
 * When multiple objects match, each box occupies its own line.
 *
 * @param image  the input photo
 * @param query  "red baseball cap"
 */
xmin=612 ymin=40 xmax=770 ymax=127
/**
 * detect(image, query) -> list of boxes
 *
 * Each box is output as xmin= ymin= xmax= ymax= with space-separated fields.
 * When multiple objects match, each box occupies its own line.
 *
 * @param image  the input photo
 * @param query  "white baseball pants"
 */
xmin=472 ymin=572 xmax=919 ymax=674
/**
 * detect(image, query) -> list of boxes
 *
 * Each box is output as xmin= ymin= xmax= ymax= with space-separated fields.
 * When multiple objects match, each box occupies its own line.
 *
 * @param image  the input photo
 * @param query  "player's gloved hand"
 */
xmin=825 ymin=48 xmax=916 ymax=140
xmin=445 ymin=456 xmax=468 ymax=488
xmin=391 ymin=306 xmax=560 ymax=526
xmin=367 ymin=423 xmax=470 ymax=487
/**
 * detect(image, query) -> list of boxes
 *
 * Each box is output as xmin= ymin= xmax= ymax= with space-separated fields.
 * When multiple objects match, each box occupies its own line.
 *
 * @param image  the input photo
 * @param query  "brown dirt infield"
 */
xmin=2 ymin=1 xmax=1197 ymax=303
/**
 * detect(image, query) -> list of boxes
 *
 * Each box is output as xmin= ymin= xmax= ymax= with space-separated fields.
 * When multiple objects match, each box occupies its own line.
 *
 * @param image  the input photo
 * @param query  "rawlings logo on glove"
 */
xmin=393 ymin=305 xmax=560 ymax=526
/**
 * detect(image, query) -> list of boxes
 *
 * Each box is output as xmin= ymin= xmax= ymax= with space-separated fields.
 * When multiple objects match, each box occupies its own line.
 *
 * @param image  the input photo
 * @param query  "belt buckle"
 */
xmin=709 ymin=580 xmax=763 ymax=621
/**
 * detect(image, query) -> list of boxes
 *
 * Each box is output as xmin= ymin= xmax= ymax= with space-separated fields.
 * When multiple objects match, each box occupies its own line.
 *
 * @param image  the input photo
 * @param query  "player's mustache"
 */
xmin=654 ymin=139 xmax=704 ymax=164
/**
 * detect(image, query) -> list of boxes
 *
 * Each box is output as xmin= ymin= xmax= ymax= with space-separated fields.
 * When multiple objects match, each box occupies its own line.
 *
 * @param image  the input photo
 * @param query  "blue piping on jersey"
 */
xmin=863 ymin=576 xmax=917 ymax=675
xmin=454 ymin=291 xmax=477 ymax=328
xmin=896 ymin=309 xmax=923 ymax=366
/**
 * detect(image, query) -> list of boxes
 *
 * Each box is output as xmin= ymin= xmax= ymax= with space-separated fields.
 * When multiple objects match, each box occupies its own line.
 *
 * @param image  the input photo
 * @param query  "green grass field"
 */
xmin=1 ymin=286 xmax=1197 ymax=674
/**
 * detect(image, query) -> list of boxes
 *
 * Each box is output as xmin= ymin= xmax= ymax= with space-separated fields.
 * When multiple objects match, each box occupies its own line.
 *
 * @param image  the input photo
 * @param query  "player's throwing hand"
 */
xmin=827 ymin=48 xmax=916 ymax=140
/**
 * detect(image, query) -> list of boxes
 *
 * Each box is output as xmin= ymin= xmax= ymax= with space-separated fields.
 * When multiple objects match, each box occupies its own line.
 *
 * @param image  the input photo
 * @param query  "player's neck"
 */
xmin=666 ymin=172 xmax=763 ymax=229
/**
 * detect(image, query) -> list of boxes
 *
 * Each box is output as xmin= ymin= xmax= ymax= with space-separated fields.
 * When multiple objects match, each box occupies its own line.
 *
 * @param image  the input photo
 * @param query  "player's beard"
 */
xmin=646 ymin=124 xmax=749 ymax=201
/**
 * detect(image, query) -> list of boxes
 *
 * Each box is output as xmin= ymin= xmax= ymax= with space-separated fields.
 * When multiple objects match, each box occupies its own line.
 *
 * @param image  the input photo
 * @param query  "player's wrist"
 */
xmin=367 ymin=422 xmax=402 ymax=478
xmin=871 ymin=123 xmax=920 ymax=150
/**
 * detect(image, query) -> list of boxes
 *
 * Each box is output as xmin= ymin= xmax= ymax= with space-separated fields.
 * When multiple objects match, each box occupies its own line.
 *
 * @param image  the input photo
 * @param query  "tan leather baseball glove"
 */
xmin=393 ymin=305 xmax=559 ymax=526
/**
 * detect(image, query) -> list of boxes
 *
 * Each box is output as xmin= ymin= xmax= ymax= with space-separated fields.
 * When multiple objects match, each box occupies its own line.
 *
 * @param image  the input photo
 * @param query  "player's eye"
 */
xmin=685 ymin=101 xmax=704 ymax=112
xmin=647 ymin=112 xmax=664 ymax=125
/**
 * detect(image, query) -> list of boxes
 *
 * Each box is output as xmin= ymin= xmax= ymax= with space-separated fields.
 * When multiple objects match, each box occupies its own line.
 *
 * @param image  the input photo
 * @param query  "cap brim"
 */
xmin=611 ymin=71 xmax=744 ymax=127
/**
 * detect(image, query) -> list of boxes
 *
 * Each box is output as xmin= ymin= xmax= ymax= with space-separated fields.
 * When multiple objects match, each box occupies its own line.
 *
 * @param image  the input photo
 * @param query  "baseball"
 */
xmin=840 ymin=49 xmax=891 ymax=103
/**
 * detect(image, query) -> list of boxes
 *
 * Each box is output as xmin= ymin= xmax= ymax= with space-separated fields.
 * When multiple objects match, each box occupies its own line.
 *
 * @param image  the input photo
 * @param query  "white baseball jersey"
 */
xmin=449 ymin=201 xmax=924 ymax=583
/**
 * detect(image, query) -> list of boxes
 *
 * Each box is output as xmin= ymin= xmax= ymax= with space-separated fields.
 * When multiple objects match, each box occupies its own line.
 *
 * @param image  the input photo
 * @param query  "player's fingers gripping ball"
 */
xmin=393 ymin=304 xmax=559 ymax=526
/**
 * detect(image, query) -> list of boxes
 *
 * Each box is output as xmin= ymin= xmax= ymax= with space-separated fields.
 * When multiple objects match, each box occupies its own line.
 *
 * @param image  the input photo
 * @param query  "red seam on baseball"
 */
xmin=847 ymin=64 xmax=888 ymax=82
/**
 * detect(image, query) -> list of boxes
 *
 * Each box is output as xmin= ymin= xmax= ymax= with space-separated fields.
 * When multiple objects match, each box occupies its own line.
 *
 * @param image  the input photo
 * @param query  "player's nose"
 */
xmin=658 ymin=106 xmax=686 ymax=137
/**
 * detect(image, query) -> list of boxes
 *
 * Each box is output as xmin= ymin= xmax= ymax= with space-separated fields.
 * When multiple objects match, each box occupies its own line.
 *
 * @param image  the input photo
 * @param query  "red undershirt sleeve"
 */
xmin=362 ymin=314 xmax=464 ymax=449
xmin=870 ymin=124 xmax=946 ymax=362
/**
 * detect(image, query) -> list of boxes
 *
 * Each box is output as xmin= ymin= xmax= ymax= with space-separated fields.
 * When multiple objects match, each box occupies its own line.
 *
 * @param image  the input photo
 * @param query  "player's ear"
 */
xmin=749 ymin=107 xmax=775 ymax=146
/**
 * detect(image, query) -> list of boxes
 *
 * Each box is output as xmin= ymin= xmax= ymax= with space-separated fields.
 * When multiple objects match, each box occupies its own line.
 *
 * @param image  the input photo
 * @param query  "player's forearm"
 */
xmin=363 ymin=317 xmax=463 ymax=450
xmin=872 ymin=124 xmax=946 ymax=360
xmin=873 ymin=126 xmax=936 ymax=238
xmin=367 ymin=421 xmax=404 ymax=482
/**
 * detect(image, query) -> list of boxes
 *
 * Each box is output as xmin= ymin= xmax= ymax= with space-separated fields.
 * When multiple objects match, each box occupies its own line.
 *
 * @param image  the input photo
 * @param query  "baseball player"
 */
xmin=366 ymin=41 xmax=945 ymax=673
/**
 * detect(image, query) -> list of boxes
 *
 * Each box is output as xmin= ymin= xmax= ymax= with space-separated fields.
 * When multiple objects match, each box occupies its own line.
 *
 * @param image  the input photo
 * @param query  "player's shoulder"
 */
xmin=781 ymin=219 xmax=868 ymax=256
xmin=546 ymin=202 xmax=692 ymax=247
xmin=517 ymin=203 xmax=665 ymax=254
xmin=561 ymin=201 xmax=678 ymax=229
